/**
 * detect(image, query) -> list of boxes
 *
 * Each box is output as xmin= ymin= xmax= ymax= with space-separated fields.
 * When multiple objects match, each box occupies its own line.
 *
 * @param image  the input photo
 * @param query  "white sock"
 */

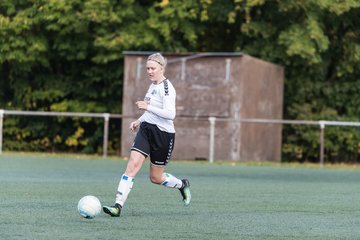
xmin=115 ymin=174 xmax=135 ymax=207
xmin=161 ymin=173 xmax=183 ymax=189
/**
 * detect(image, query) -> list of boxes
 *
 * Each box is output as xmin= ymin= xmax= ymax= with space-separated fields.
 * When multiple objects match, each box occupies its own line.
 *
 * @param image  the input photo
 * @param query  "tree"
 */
xmin=1 ymin=0 xmax=360 ymax=161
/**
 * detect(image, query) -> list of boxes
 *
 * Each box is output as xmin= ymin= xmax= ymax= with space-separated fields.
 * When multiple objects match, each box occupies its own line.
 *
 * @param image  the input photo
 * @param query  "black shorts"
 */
xmin=131 ymin=122 xmax=175 ymax=166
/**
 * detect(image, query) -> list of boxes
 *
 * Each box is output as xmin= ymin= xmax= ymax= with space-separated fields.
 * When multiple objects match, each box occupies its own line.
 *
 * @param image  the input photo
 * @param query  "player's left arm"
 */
xmin=147 ymin=96 xmax=175 ymax=120
xmin=147 ymin=87 xmax=176 ymax=120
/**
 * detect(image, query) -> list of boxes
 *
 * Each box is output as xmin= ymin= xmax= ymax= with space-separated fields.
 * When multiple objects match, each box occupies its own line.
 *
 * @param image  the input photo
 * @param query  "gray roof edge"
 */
xmin=122 ymin=51 xmax=243 ymax=57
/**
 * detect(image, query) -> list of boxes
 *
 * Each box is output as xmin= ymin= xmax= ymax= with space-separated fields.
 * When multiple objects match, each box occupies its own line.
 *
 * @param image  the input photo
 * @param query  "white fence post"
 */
xmin=319 ymin=121 xmax=325 ymax=167
xmin=208 ymin=117 xmax=216 ymax=163
xmin=103 ymin=113 xmax=110 ymax=158
xmin=181 ymin=58 xmax=186 ymax=81
xmin=136 ymin=57 xmax=142 ymax=81
xmin=0 ymin=109 xmax=3 ymax=155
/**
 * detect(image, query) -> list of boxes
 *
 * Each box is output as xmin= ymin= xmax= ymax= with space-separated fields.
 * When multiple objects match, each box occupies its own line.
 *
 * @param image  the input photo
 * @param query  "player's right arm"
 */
xmin=130 ymin=119 xmax=140 ymax=131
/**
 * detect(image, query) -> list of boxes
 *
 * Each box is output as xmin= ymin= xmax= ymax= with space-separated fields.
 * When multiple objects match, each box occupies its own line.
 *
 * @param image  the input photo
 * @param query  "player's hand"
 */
xmin=130 ymin=120 xmax=140 ymax=131
xmin=135 ymin=101 xmax=148 ymax=110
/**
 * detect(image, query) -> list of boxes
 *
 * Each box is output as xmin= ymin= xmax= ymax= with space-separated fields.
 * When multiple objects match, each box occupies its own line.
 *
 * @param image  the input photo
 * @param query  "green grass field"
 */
xmin=1 ymin=154 xmax=360 ymax=240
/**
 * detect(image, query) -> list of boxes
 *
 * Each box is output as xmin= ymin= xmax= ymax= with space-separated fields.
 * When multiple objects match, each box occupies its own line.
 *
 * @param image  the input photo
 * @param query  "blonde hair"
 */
xmin=147 ymin=53 xmax=167 ymax=68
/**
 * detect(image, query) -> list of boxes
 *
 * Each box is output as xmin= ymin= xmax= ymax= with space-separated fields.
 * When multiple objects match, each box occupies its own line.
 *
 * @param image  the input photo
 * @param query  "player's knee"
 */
xmin=149 ymin=175 xmax=162 ymax=184
xmin=125 ymin=155 xmax=144 ymax=177
xmin=125 ymin=163 xmax=140 ymax=177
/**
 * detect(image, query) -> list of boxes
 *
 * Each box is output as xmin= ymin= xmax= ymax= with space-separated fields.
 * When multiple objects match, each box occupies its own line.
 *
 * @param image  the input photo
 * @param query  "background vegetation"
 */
xmin=1 ymin=0 xmax=360 ymax=162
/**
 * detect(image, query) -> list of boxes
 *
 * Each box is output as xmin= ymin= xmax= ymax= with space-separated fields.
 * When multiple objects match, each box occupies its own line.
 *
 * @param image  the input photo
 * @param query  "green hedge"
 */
xmin=1 ymin=0 xmax=360 ymax=161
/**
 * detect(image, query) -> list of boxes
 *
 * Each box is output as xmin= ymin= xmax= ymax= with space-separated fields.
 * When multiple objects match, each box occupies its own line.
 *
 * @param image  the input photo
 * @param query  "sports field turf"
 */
xmin=1 ymin=154 xmax=360 ymax=240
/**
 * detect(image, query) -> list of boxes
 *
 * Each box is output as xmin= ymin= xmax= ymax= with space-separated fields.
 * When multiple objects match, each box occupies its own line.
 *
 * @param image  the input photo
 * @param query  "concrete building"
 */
xmin=121 ymin=52 xmax=284 ymax=162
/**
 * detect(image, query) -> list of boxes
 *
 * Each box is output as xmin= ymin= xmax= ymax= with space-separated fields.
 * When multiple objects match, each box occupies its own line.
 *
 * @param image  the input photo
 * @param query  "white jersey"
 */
xmin=138 ymin=79 xmax=176 ymax=133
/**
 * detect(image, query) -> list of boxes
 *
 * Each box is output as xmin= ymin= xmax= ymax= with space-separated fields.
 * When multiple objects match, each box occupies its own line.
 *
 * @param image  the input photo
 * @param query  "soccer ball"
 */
xmin=77 ymin=195 xmax=102 ymax=219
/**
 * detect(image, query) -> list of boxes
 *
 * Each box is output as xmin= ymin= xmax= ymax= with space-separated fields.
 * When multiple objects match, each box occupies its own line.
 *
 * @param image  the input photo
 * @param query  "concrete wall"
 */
xmin=121 ymin=52 xmax=284 ymax=161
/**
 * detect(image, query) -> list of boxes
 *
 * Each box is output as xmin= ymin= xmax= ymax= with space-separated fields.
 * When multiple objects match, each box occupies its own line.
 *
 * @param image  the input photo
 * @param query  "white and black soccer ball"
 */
xmin=77 ymin=195 xmax=102 ymax=219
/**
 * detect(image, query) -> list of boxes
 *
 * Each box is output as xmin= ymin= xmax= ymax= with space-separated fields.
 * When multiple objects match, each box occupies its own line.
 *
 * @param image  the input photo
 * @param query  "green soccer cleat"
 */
xmin=179 ymin=179 xmax=191 ymax=206
xmin=103 ymin=203 xmax=122 ymax=217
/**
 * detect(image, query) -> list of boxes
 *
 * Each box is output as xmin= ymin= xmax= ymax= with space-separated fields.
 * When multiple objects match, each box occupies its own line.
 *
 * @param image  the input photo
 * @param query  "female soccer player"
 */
xmin=103 ymin=53 xmax=191 ymax=217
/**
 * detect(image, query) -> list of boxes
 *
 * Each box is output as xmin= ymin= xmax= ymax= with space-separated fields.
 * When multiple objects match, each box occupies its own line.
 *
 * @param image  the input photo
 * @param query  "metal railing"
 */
xmin=1 ymin=109 xmax=359 ymax=165
xmin=0 ymin=109 xmax=124 ymax=158
xmin=208 ymin=117 xmax=360 ymax=166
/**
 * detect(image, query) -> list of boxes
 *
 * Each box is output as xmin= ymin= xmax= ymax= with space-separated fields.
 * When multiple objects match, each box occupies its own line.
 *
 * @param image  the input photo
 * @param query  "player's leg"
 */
xmin=103 ymin=151 xmax=146 ymax=217
xmin=117 ymin=150 xmax=146 ymax=205
xmin=149 ymin=164 xmax=179 ymax=187
xmin=148 ymin=125 xmax=191 ymax=206
xmin=103 ymin=123 xmax=150 ymax=217
xmin=149 ymin=164 xmax=191 ymax=206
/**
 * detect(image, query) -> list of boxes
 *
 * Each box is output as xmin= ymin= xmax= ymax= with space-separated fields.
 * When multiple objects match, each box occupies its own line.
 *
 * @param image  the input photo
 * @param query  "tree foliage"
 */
xmin=1 ymin=0 xmax=360 ymax=161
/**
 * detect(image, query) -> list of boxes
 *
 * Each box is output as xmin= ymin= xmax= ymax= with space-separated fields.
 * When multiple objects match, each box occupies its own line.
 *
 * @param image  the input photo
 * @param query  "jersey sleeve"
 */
xmin=138 ymin=113 xmax=145 ymax=123
xmin=147 ymin=83 xmax=176 ymax=120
